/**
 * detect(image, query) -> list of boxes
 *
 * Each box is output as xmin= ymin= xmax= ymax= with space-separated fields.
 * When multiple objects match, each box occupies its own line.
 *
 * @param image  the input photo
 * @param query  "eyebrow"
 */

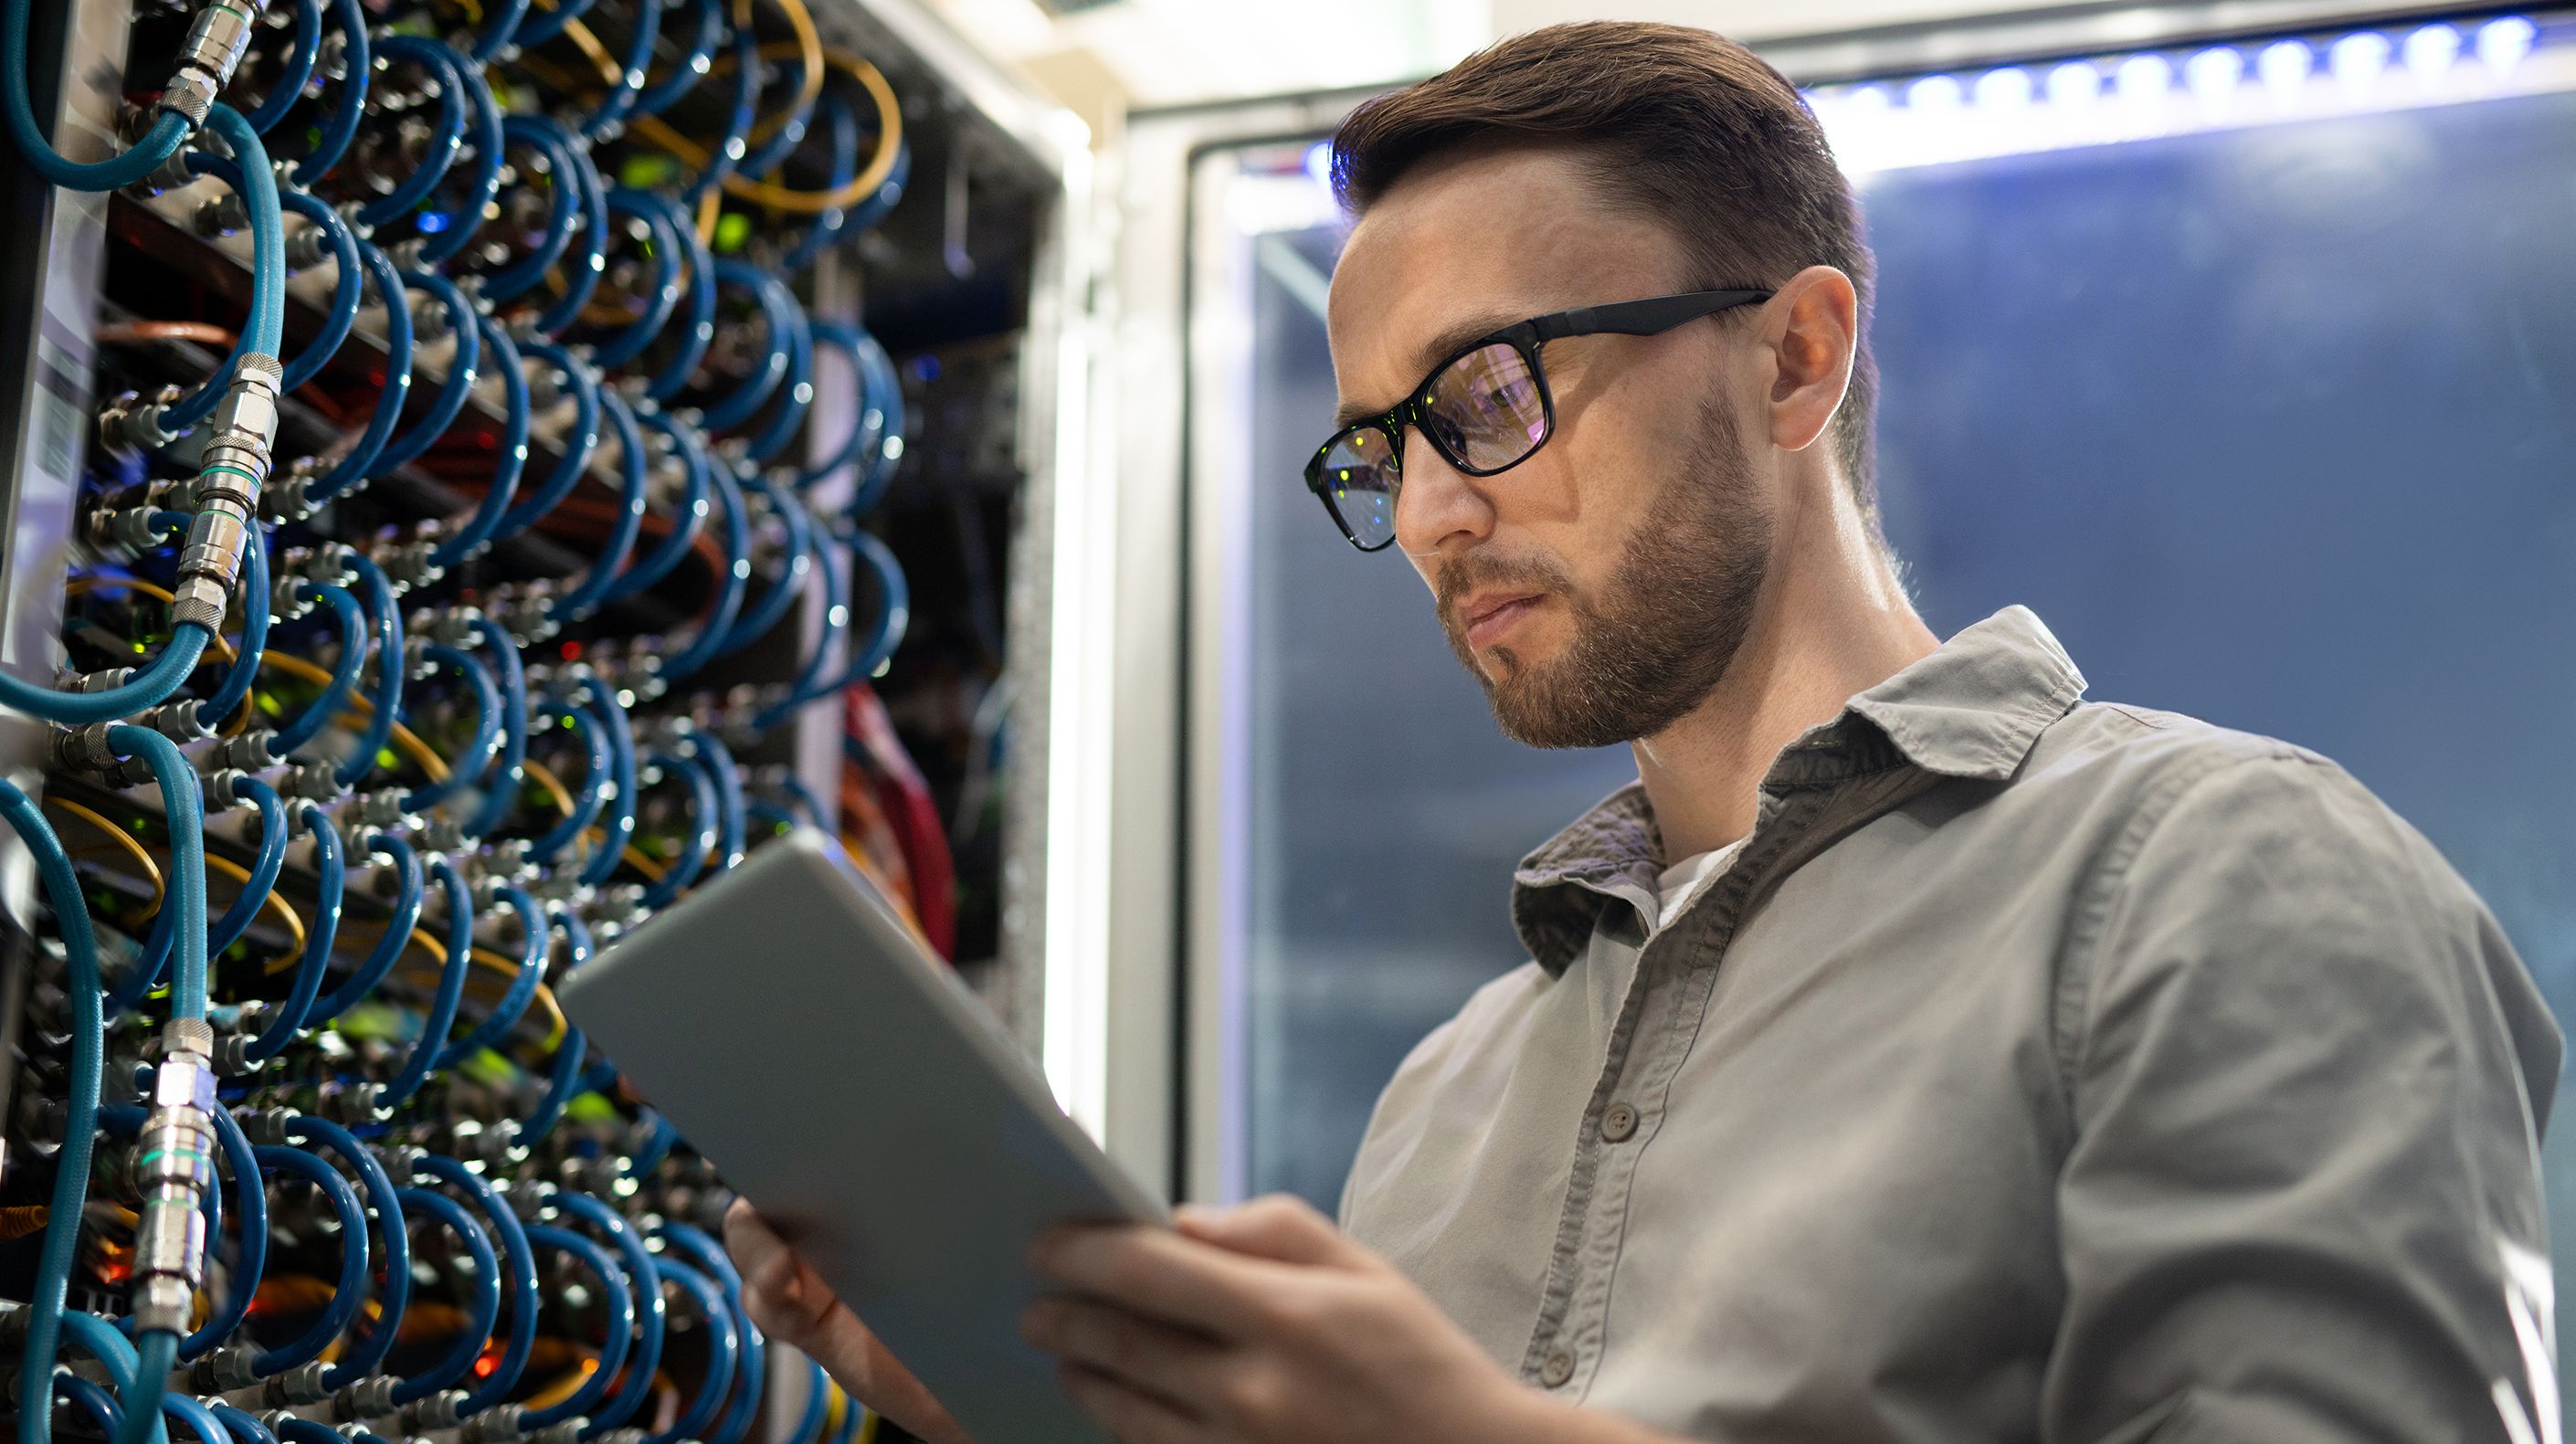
xmin=1331 ymin=310 xmax=1528 ymax=429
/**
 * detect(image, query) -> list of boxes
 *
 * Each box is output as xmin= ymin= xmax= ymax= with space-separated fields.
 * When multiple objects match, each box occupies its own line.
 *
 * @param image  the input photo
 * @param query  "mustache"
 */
xmin=1434 ymin=549 xmax=1578 ymax=624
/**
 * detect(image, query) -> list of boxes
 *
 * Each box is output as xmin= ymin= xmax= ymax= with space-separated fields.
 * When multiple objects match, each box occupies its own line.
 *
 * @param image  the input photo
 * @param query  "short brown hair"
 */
xmin=1332 ymin=21 xmax=1880 ymax=522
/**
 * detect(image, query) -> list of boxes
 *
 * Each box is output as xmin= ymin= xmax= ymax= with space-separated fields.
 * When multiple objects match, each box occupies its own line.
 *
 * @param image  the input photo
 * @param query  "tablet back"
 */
xmin=559 ymin=831 xmax=1164 ymax=1444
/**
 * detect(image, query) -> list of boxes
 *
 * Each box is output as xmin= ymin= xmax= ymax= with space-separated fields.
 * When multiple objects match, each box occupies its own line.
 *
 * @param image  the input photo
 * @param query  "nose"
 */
xmin=1391 ymin=425 xmax=1494 ymax=562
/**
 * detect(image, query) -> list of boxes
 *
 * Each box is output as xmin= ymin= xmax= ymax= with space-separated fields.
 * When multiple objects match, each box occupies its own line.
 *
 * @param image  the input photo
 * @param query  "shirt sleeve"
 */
xmin=2045 ymin=752 xmax=2561 ymax=1444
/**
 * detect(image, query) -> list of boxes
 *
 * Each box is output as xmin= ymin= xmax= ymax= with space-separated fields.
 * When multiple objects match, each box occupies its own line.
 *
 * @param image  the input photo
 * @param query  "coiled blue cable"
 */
xmin=534 ymin=135 xmax=610 ymax=335
xmin=658 ymin=458 xmax=751 ymax=681
xmin=156 ymin=1394 xmax=227 ymax=1444
xmin=741 ymin=296 xmax=813 ymax=464
xmin=372 ymin=270 xmax=480 ymax=474
xmin=587 ymin=190 xmax=684 ymax=369
xmin=388 ymin=1186 xmax=501 ymax=1403
xmin=550 ymin=1191 xmax=664 ymax=1436
xmin=0 ymin=779 xmax=104 ymax=1444
xmin=692 ymin=729 xmax=748 ymax=871
xmin=402 ymin=642 xmax=503 ymax=811
xmin=734 ymin=56 xmax=810 ymax=177
xmin=304 ymin=237 xmax=414 ymax=501
xmin=639 ymin=750 xmax=717 ymax=908
xmin=696 ymin=262 xmax=796 ymax=430
xmin=0 ymin=622 xmax=204 ymax=725
xmin=379 ymin=856 xmax=472 ymax=1111
xmin=550 ymin=389 xmax=649 ymax=620
xmin=574 ymin=673 xmax=639 ymax=888
xmin=432 ymin=884 xmax=543 ymax=1067
xmin=247 ymin=1143 xmax=368 ymax=1374
xmin=751 ymin=529 xmax=909 ymax=727
xmin=187 ymin=1105 xmax=265 ymax=1356
xmin=685 ymin=22 xmax=762 ymax=205
xmin=642 ymin=1259 xmax=739 ymax=1444
xmin=3 ymin=0 xmax=189 ymax=191
xmin=465 ymin=0 xmax=531 ymax=62
xmin=291 ymin=0 xmax=368 ymax=182
xmin=334 ymin=553 xmax=404 ymax=787
xmin=288 ymin=1113 xmax=408 ymax=1387
xmin=526 ymin=703 xmax=610 ymax=862
xmin=428 ymin=315 xmax=530 ymax=568
xmin=189 ymin=506 xmax=269 ymax=727
xmin=512 ymin=0 xmax=599 ymax=46
xmin=494 ymin=340 xmax=601 ymax=538
xmin=633 ymin=0 xmax=719 ymax=116
xmin=783 ymin=1361 xmax=829 ymax=1444
xmin=519 ymin=1226 xmax=634 ymax=1426
xmin=659 ymin=1223 xmax=762 ymax=1444
xmin=781 ymin=529 xmax=848 ymax=705
xmin=205 ymin=775 xmax=287 ymax=959
xmin=796 ymin=322 xmax=887 ymax=487
xmin=358 ymin=37 xmax=467 ymax=227
xmin=850 ymin=328 xmax=906 ymax=514
xmin=714 ymin=474 xmax=812 ymax=654
xmin=481 ymin=117 xmax=586 ymax=303
xmin=105 ymin=725 xmax=207 ymax=1020
xmin=206 ymin=1406 xmax=274 ymax=1444
xmin=414 ymin=44 xmax=503 ymax=265
xmin=304 ymin=831 xmax=419 ymax=1024
xmin=276 ymin=190 xmax=361 ymax=388
xmin=578 ymin=0 xmax=661 ymax=137
xmin=245 ymin=804 xmax=340 ymax=1058
xmin=598 ymin=406 xmax=707 ymax=605
xmin=266 ymin=581 xmax=365 ymax=756
xmin=463 ymin=617 xmax=529 ymax=838
xmin=644 ymin=187 xmax=718 ymax=403
xmin=417 ymin=1154 xmax=536 ymax=1413
xmin=243 ymin=0 xmax=321 ymax=134
xmin=521 ymin=1025 xmax=587 ymax=1144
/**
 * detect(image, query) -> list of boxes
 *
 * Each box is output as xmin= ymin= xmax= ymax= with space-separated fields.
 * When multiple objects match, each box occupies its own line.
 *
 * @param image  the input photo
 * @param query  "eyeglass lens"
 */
xmin=1314 ymin=342 xmax=1548 ymax=549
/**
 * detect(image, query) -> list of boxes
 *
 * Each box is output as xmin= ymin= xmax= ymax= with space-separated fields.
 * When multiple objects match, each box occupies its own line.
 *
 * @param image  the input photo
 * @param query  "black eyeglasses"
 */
xmin=1302 ymin=289 xmax=1774 ymax=552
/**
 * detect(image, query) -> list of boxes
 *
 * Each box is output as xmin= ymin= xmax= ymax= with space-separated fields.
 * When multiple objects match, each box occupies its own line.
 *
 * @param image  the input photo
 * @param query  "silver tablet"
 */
xmin=557 ymin=830 xmax=1165 ymax=1444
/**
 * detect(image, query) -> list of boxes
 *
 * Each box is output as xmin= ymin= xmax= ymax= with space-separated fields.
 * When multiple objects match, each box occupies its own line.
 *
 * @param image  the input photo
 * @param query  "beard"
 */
xmin=1436 ymin=398 xmax=1769 ymax=750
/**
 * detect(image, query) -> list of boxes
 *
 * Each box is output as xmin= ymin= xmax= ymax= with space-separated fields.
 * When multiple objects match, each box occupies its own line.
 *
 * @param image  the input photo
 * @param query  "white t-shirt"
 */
xmin=1654 ymin=838 xmax=1746 ymax=930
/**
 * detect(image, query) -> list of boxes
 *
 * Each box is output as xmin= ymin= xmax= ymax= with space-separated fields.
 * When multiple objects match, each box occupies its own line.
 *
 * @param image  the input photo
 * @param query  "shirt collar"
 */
xmin=1508 ymin=606 xmax=2088 ymax=975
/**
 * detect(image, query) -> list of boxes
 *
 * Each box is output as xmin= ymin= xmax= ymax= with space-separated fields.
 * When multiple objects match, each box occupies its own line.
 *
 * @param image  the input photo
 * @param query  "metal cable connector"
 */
xmin=98 ymin=392 xmax=175 ymax=455
xmin=172 ymin=354 xmax=281 ymax=632
xmin=163 ymin=0 xmax=271 ymax=126
xmin=129 ymin=1031 xmax=217 ymax=1334
xmin=51 ymin=723 xmax=120 ymax=775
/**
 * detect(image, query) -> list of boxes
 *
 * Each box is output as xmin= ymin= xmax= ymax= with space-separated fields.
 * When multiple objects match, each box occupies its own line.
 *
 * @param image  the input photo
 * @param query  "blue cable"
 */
xmin=156 ymin=1395 xmax=228 ymax=1444
xmin=550 ymin=1192 xmax=664 ymax=1436
xmin=388 ymin=1186 xmax=500 ymax=1403
xmin=782 ymin=528 xmax=848 ymax=704
xmin=244 ymin=0 xmax=321 ymax=134
xmin=659 ymin=1223 xmax=761 ymax=1444
xmin=414 ymin=44 xmax=503 ymax=265
xmin=493 ymin=340 xmax=600 ymax=538
xmin=552 ymin=904 xmax=596 ymax=979
xmin=358 ymin=37 xmax=467 ymax=227
xmin=535 ymin=134 xmax=609 ymax=335
xmin=372 ymin=270 xmax=480 ymax=474
xmin=511 ymin=0 xmax=599 ymax=46
xmin=465 ymin=0 xmax=530 ymax=62
xmin=627 ymin=1112 xmax=677 ymax=1178
xmin=247 ymin=1144 xmax=368 ymax=1374
xmin=587 ymin=189 xmax=684 ymax=370
xmin=463 ymin=617 xmax=529 ymax=838
xmin=850 ymin=328 xmax=906 ymax=514
xmin=642 ymin=1260 xmax=738 ymax=1444
xmin=417 ymin=1154 xmax=536 ymax=1413
xmin=266 ymin=581 xmax=364 ymax=755
xmin=734 ymin=56 xmax=810 ymax=177
xmin=186 ymin=1105 xmax=266 ymax=1355
xmin=692 ymin=729 xmax=748 ymax=870
xmin=574 ymin=673 xmax=638 ymax=888
xmin=579 ymin=0 xmax=661 ymax=137
xmin=0 ymin=622 xmax=205 ymax=724
xmin=287 ymin=1114 xmax=408 ymax=1387
xmin=598 ymin=407 xmax=707 ymax=605
xmin=191 ymin=506 xmax=269 ymax=726
xmin=740 ymin=295 xmax=813 ymax=463
xmin=525 ymin=703 xmax=611 ymax=862
xmin=304 ymin=237 xmax=414 ymax=501
xmin=520 ymin=1024 xmax=587 ymax=1144
xmin=695 ymin=262 xmax=796 ymax=430
xmin=658 ymin=458 xmax=751 ymax=681
xmin=304 ymin=831 xmax=419 ymax=1024
xmin=160 ymin=116 xmax=287 ymax=435
xmin=105 ymin=725 xmax=206 ymax=1020
xmin=783 ymin=1360 xmax=829 ymax=1444
xmin=639 ymin=750 xmax=717 ymax=908
xmin=796 ymin=322 xmax=886 ymax=487
xmin=520 ymin=1227 xmax=634 ymax=1427
xmin=751 ymin=529 xmax=909 ymax=727
xmin=481 ymin=116 xmax=585 ymax=303
xmin=0 ymin=781 xmax=103 ymax=1444
xmin=431 ymin=885 xmax=543 ymax=1067
xmin=291 ymin=0 xmax=368 ymax=183
xmin=4 ymin=0 xmax=189 ymax=191
xmin=644 ymin=188 xmax=718 ymax=403
xmin=274 ymin=187 xmax=361 ymax=389
xmin=549 ymin=389 xmax=649 ymax=620
xmin=96 ymin=1104 xmax=221 ymax=1344
xmin=402 ymin=642 xmax=503 ymax=811
xmin=246 ymin=804 xmax=340 ymax=1059
xmin=58 ymin=1312 xmax=164 ymax=1444
xmin=633 ymin=0 xmax=718 ymax=116
xmin=685 ymin=21 xmax=761 ymax=206
xmin=334 ymin=553 xmax=403 ymax=787
xmin=378 ymin=857 xmax=472 ymax=1111
xmin=428 ymin=315 xmax=530 ymax=568
xmin=205 ymin=775 xmax=286 ymax=959
xmin=714 ymin=474 xmax=811 ymax=655
xmin=206 ymin=1407 xmax=274 ymax=1444
xmin=53 ymin=1371 xmax=124 ymax=1438
xmin=780 ymin=95 xmax=858 ymax=272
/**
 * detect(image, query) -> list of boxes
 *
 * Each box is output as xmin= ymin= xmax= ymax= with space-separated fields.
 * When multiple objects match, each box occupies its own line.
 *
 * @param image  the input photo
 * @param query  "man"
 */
xmin=731 ymin=21 xmax=2562 ymax=1443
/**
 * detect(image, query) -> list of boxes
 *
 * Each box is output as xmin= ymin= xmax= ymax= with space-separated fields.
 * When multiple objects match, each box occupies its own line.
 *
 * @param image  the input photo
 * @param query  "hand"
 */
xmin=1020 ymin=1194 xmax=1592 ymax=1444
xmin=725 ymin=1199 xmax=976 ymax=1444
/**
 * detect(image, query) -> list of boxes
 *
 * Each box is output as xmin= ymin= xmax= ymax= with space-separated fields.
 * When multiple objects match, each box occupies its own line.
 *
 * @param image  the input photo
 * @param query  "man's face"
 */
xmin=1326 ymin=144 xmax=1774 ymax=749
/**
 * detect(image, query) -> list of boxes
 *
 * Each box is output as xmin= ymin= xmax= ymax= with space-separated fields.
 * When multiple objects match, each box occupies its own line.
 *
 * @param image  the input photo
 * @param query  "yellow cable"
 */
xmin=258 ymin=653 xmax=452 ymax=783
xmin=203 ymin=852 xmax=307 ymax=956
xmin=44 ymin=797 xmax=166 ymax=915
xmin=738 ymin=0 xmax=826 ymax=150
xmin=627 ymin=45 xmax=903 ymax=216
xmin=65 ymin=576 xmax=256 ymax=735
xmin=521 ymin=757 xmax=578 ymax=819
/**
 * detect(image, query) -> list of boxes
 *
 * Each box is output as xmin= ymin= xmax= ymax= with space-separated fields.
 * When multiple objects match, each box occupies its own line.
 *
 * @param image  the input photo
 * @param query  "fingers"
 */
xmin=1055 ymin=1362 xmax=1206 ymax=1444
xmin=1021 ymin=1296 xmax=1228 ymax=1405
xmin=725 ymin=1202 xmax=974 ymax=1444
xmin=1173 ymin=1195 xmax=1365 ymax=1269
xmin=1030 ymin=1224 xmax=1288 ymax=1340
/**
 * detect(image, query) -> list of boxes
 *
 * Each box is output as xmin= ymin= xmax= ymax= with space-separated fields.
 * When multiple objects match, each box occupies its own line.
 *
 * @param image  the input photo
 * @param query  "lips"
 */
xmin=1461 ymin=592 xmax=1543 ymax=649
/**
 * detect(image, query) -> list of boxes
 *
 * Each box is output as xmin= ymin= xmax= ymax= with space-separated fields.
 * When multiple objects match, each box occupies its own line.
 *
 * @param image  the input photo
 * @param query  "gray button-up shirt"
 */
xmin=1340 ymin=606 xmax=2561 ymax=1442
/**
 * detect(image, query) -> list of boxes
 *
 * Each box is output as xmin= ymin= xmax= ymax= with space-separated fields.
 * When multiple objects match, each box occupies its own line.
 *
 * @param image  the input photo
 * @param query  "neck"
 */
xmin=1631 ymin=472 xmax=1937 ymax=861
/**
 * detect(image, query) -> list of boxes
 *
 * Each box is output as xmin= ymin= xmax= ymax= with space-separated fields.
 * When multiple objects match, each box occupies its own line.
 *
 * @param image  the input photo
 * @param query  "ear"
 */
xmin=1758 ymin=266 xmax=1860 ymax=454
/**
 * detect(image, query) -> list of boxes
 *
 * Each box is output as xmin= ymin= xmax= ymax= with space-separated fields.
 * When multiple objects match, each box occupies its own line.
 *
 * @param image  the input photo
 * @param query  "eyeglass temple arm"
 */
xmin=1527 ymin=289 xmax=1776 ymax=342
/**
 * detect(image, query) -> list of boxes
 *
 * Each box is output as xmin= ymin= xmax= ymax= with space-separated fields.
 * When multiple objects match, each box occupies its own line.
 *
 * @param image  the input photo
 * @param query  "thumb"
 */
xmin=1175 ymin=1194 xmax=1367 ymax=1268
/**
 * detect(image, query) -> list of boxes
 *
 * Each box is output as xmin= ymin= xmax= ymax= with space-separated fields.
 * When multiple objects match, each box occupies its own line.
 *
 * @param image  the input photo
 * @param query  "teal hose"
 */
xmin=111 ymin=1332 xmax=177 ymax=1444
xmin=0 ymin=624 xmax=206 ymax=723
xmin=0 ymin=780 xmax=104 ymax=1444
xmin=105 ymin=725 xmax=208 ymax=1021
xmin=202 ymin=103 xmax=283 ymax=356
xmin=3 ymin=0 xmax=190 ymax=193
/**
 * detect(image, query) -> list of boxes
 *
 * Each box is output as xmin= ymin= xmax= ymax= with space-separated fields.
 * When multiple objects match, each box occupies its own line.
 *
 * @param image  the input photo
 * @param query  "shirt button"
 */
xmin=1540 ymin=1347 xmax=1577 ymax=1387
xmin=1600 ymin=1101 xmax=1639 ymax=1143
